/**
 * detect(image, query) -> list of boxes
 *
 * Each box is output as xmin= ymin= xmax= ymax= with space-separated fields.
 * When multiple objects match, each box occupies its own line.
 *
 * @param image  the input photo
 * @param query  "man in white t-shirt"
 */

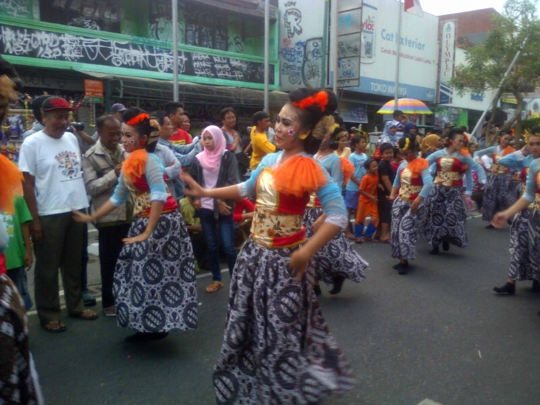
xmin=19 ymin=97 xmax=98 ymax=331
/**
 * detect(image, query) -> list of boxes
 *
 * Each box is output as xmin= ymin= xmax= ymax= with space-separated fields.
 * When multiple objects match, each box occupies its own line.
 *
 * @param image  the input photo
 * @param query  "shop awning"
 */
xmin=185 ymin=0 xmax=277 ymax=20
xmin=79 ymin=71 xmax=289 ymax=109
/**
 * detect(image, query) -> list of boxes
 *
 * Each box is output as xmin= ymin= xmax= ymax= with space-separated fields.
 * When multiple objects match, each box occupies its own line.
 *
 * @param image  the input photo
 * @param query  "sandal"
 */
xmin=206 ymin=281 xmax=224 ymax=293
xmin=355 ymin=237 xmax=364 ymax=244
xmin=70 ymin=309 xmax=99 ymax=321
xmin=41 ymin=320 xmax=67 ymax=333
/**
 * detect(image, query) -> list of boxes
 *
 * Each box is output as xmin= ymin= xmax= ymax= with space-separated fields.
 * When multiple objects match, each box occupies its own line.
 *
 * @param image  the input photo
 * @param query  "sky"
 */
xmin=420 ymin=0 xmax=508 ymax=16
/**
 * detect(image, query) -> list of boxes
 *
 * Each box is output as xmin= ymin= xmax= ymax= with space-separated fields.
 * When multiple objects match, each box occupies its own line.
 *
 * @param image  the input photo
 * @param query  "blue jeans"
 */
xmin=199 ymin=208 xmax=237 ymax=282
xmin=8 ymin=266 xmax=33 ymax=311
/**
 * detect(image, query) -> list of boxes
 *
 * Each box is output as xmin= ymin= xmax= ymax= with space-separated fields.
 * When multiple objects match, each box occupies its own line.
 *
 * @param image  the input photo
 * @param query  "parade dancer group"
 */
xmin=4 ymin=79 xmax=540 ymax=404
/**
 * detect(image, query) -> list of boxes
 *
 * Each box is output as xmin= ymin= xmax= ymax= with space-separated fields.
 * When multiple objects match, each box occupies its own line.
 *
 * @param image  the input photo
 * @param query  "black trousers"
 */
xmin=97 ymin=223 xmax=131 ymax=308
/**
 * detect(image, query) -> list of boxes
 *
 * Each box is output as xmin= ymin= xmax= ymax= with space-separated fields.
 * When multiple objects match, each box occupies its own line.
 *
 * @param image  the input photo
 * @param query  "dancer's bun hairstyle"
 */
xmin=288 ymin=88 xmax=338 ymax=155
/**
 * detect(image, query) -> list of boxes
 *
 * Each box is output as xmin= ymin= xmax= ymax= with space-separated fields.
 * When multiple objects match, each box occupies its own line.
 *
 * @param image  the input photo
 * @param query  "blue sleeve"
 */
xmin=170 ymin=142 xmax=196 ymax=154
xmin=110 ymin=174 xmax=129 ymax=207
xmin=425 ymin=149 xmax=443 ymax=165
xmin=523 ymin=161 xmax=539 ymax=202
xmin=239 ymin=152 xmax=277 ymax=197
xmin=146 ymin=154 xmax=168 ymax=202
xmin=466 ymin=155 xmax=487 ymax=185
xmin=498 ymin=151 xmax=524 ymax=171
xmin=393 ymin=161 xmax=407 ymax=188
xmin=316 ymin=169 xmax=347 ymax=223
xmin=419 ymin=168 xmax=434 ymax=198
xmin=174 ymin=146 xmax=198 ymax=167
xmin=330 ymin=157 xmax=344 ymax=188
xmin=474 ymin=145 xmax=497 ymax=158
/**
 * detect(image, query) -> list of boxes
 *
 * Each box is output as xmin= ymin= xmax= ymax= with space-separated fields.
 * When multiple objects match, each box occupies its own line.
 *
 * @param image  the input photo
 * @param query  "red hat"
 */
xmin=41 ymin=97 xmax=75 ymax=112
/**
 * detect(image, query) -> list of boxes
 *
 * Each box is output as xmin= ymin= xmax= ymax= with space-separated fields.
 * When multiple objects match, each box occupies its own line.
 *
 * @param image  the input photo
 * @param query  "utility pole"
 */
xmin=264 ymin=0 xmax=270 ymax=111
xmin=172 ymin=0 xmax=179 ymax=102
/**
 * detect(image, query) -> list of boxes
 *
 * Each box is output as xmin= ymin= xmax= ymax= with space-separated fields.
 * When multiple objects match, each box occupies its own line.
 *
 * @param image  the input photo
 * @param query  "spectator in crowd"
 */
xmin=178 ymin=196 xmax=208 ymax=272
xmin=1 ymin=195 xmax=34 ymax=310
xmin=421 ymin=134 xmax=442 ymax=158
xmin=23 ymin=95 xmax=49 ymax=139
xmin=180 ymin=113 xmax=192 ymax=139
xmin=355 ymin=159 xmax=380 ymax=243
xmin=82 ymin=115 xmax=129 ymax=317
xmin=377 ymin=143 xmax=396 ymax=243
xmin=91 ymin=103 xmax=126 ymax=142
xmin=249 ymin=111 xmax=275 ymax=170
xmin=154 ymin=110 xmax=199 ymax=200
xmin=164 ymin=101 xmax=192 ymax=145
xmin=220 ymin=107 xmax=242 ymax=153
xmin=344 ymin=136 xmax=368 ymax=239
xmin=335 ymin=130 xmax=351 ymax=159
xmin=19 ymin=96 xmax=99 ymax=332
xmin=189 ymin=125 xmax=240 ymax=293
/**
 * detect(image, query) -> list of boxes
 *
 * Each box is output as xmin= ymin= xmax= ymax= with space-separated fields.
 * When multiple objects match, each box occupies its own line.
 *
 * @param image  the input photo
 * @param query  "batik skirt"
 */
xmin=114 ymin=211 xmax=198 ymax=333
xmin=391 ymin=198 xmax=428 ymax=261
xmin=304 ymin=207 xmax=367 ymax=285
xmin=213 ymin=238 xmax=355 ymax=404
xmin=482 ymin=172 xmax=520 ymax=221
xmin=0 ymin=274 xmax=42 ymax=404
xmin=508 ymin=209 xmax=540 ymax=281
xmin=425 ymin=185 xmax=468 ymax=248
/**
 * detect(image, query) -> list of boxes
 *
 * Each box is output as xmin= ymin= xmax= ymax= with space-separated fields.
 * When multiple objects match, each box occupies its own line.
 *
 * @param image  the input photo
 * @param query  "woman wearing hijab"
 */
xmin=378 ymin=121 xmax=399 ymax=146
xmin=421 ymin=134 xmax=441 ymax=157
xmin=189 ymin=125 xmax=240 ymax=293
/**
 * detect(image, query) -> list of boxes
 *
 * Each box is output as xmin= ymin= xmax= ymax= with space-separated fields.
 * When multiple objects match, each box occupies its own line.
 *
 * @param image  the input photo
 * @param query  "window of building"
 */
xmin=184 ymin=3 xmax=228 ymax=51
xmin=40 ymin=0 xmax=121 ymax=33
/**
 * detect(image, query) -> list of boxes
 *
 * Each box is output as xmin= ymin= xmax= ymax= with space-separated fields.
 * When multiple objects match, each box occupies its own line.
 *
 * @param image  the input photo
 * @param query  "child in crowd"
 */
xmin=179 ymin=196 xmax=208 ymax=272
xmin=0 ymin=195 xmax=33 ymax=310
xmin=355 ymin=159 xmax=380 ymax=243
xmin=392 ymin=146 xmax=404 ymax=172
xmin=344 ymin=136 xmax=368 ymax=239
xmin=377 ymin=143 xmax=396 ymax=243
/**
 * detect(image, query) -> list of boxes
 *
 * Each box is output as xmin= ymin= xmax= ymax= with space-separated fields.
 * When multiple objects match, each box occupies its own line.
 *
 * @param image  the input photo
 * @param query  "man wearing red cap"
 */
xmin=19 ymin=96 xmax=98 ymax=332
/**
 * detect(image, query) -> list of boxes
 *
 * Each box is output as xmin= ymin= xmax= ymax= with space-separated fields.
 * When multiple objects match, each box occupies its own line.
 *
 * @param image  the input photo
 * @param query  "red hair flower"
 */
xmin=292 ymin=91 xmax=329 ymax=112
xmin=126 ymin=113 xmax=150 ymax=126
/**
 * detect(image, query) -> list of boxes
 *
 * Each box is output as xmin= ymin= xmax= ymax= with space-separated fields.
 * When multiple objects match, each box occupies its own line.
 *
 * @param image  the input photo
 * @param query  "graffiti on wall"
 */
xmin=280 ymin=37 xmax=322 ymax=88
xmin=0 ymin=0 xmax=30 ymax=18
xmin=0 ymin=25 xmax=274 ymax=85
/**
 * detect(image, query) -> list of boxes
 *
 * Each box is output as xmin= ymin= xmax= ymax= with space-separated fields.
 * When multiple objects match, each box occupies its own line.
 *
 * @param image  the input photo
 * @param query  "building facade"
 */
xmin=0 ymin=0 xmax=283 ymax=133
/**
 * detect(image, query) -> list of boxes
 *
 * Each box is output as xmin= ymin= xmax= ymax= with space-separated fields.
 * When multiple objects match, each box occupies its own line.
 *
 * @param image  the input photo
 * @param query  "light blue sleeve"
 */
xmin=393 ymin=161 xmax=407 ymax=188
xmin=146 ymin=154 xmax=168 ymax=202
xmin=170 ymin=142 xmax=196 ymax=154
xmin=174 ymin=146 xmax=198 ymax=167
xmin=110 ymin=174 xmax=129 ymax=207
xmin=330 ymin=157 xmax=344 ymax=189
xmin=465 ymin=154 xmax=487 ymax=185
xmin=498 ymin=151 xmax=524 ymax=171
xmin=419 ymin=168 xmax=434 ymax=198
xmin=523 ymin=160 xmax=539 ymax=202
xmin=316 ymin=165 xmax=347 ymax=228
xmin=425 ymin=149 xmax=444 ymax=165
xmin=474 ymin=145 xmax=498 ymax=159
xmin=463 ymin=163 xmax=474 ymax=195
xmin=238 ymin=152 xmax=279 ymax=197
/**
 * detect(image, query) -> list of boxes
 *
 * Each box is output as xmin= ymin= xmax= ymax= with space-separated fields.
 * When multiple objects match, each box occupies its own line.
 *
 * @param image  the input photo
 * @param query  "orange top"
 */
xmin=359 ymin=173 xmax=379 ymax=204
xmin=273 ymin=155 xmax=328 ymax=197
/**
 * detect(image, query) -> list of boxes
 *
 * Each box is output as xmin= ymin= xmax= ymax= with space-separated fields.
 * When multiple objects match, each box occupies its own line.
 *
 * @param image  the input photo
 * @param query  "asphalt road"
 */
xmin=26 ymin=216 xmax=540 ymax=405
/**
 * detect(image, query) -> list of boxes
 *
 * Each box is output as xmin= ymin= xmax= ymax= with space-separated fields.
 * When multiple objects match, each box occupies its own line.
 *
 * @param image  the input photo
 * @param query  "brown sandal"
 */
xmin=41 ymin=320 xmax=67 ymax=333
xmin=206 ymin=281 xmax=224 ymax=293
xmin=70 ymin=309 xmax=99 ymax=321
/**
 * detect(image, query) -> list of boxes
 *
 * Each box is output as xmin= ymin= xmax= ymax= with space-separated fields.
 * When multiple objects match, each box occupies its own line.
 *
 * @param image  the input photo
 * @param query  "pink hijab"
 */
xmin=196 ymin=125 xmax=226 ymax=172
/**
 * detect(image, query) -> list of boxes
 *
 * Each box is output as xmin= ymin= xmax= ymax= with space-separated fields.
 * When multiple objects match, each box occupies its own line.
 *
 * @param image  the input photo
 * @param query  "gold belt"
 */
xmin=250 ymin=208 xmax=305 ymax=248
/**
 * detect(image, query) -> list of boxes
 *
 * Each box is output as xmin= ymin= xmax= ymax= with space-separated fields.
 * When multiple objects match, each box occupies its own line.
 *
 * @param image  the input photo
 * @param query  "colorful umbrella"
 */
xmin=377 ymin=98 xmax=433 ymax=115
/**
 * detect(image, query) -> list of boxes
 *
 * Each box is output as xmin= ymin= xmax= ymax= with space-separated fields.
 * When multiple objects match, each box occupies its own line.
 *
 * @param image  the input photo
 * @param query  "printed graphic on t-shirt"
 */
xmin=0 ymin=214 xmax=14 ymax=237
xmin=55 ymin=151 xmax=82 ymax=181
